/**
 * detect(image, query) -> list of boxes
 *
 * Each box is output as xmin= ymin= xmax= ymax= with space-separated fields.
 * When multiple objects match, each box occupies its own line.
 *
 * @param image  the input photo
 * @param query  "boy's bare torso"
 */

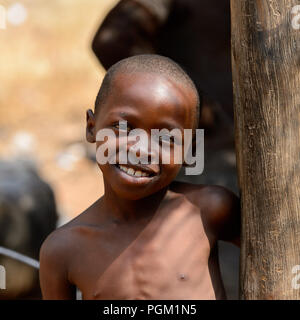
xmin=53 ymin=184 xmax=227 ymax=300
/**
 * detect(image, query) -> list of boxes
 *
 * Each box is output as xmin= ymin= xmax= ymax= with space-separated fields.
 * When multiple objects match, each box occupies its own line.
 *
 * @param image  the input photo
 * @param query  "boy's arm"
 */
xmin=39 ymin=231 xmax=76 ymax=300
xmin=170 ymin=182 xmax=241 ymax=246
xmin=201 ymin=186 xmax=241 ymax=246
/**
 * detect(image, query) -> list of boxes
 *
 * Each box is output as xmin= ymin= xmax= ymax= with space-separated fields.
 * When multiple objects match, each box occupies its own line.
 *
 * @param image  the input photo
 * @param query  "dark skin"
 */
xmin=39 ymin=72 xmax=240 ymax=299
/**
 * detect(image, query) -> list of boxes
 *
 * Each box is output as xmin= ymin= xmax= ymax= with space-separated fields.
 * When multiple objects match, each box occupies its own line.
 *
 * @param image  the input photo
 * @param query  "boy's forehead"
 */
xmin=111 ymin=72 xmax=196 ymax=113
xmin=98 ymin=72 xmax=197 ymax=130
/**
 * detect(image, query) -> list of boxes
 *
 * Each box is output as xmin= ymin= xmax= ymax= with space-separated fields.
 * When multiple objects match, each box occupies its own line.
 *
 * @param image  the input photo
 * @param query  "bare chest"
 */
xmin=72 ymin=205 xmax=218 ymax=299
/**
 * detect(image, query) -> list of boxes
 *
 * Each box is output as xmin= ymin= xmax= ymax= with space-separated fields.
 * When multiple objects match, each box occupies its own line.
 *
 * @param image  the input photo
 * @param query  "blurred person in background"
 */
xmin=0 ymin=160 xmax=57 ymax=299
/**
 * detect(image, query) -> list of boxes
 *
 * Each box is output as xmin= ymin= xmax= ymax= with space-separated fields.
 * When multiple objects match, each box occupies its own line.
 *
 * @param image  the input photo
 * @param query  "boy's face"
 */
xmin=87 ymin=72 xmax=197 ymax=200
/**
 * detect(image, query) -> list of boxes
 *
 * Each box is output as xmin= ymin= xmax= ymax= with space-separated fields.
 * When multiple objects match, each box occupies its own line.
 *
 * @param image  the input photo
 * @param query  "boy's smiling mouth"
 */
xmin=117 ymin=164 xmax=151 ymax=177
xmin=113 ymin=163 xmax=159 ymax=181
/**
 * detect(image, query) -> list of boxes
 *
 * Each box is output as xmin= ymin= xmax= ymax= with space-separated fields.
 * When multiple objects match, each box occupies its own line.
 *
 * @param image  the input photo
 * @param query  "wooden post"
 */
xmin=231 ymin=0 xmax=300 ymax=299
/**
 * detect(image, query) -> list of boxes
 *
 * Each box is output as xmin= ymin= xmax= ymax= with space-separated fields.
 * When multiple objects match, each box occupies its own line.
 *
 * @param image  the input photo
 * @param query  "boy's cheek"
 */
xmin=97 ymin=163 xmax=106 ymax=176
xmin=161 ymin=164 xmax=182 ymax=180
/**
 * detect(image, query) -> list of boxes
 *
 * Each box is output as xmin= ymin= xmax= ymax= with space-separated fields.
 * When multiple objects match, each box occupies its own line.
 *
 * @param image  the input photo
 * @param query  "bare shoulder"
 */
xmin=39 ymin=224 xmax=77 ymax=299
xmin=39 ymin=199 xmax=106 ymax=299
xmin=39 ymin=220 xmax=78 ymax=274
xmin=170 ymin=181 xmax=240 ymax=244
xmin=40 ymin=198 xmax=102 ymax=271
xmin=170 ymin=181 xmax=238 ymax=210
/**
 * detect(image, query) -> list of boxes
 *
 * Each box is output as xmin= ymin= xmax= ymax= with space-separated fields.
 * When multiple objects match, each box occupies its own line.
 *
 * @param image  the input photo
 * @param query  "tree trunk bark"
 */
xmin=231 ymin=0 xmax=300 ymax=299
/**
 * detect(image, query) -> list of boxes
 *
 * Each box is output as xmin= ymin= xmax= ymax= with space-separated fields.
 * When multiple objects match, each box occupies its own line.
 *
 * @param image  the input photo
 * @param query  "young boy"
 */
xmin=39 ymin=54 xmax=240 ymax=300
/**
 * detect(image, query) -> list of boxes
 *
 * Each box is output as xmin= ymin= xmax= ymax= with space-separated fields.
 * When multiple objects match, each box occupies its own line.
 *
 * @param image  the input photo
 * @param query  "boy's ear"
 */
xmin=86 ymin=109 xmax=96 ymax=143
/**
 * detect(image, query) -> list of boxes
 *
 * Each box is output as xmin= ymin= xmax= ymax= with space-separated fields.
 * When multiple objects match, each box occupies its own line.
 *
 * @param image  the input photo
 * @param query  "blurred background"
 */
xmin=0 ymin=0 xmax=118 ymax=299
xmin=0 ymin=0 xmax=119 ymax=221
xmin=0 ymin=0 xmax=239 ymax=300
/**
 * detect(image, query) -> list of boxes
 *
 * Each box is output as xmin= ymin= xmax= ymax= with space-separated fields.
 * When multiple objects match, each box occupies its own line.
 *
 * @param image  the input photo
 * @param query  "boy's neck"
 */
xmin=102 ymin=181 xmax=169 ymax=223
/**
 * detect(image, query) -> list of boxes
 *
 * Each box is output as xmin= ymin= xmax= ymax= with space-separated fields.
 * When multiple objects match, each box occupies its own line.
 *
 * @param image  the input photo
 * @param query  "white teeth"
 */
xmin=127 ymin=168 xmax=135 ymax=175
xmin=118 ymin=165 xmax=150 ymax=177
xmin=119 ymin=165 xmax=128 ymax=173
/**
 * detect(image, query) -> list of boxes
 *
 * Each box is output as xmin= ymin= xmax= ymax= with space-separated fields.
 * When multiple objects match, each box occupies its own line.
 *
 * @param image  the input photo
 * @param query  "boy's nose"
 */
xmin=128 ymin=138 xmax=159 ymax=164
xmin=124 ymin=132 xmax=160 ymax=166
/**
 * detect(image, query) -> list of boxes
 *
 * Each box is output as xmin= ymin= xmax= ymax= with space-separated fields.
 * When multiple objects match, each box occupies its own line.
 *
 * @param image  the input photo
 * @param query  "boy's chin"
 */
xmin=112 ymin=188 xmax=157 ymax=201
xmin=109 ymin=178 xmax=170 ymax=201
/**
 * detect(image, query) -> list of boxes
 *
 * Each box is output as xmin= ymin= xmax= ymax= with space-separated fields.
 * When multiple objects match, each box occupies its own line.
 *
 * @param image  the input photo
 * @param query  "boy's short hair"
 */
xmin=94 ymin=54 xmax=201 ymax=128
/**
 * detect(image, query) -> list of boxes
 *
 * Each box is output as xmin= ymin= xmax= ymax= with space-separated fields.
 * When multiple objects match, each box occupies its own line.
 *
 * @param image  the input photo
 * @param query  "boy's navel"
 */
xmin=179 ymin=273 xmax=188 ymax=281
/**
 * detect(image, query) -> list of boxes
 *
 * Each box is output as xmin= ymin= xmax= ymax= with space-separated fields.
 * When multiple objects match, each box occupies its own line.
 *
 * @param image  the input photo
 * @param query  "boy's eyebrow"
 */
xmin=155 ymin=120 xmax=184 ymax=131
xmin=106 ymin=109 xmax=184 ymax=131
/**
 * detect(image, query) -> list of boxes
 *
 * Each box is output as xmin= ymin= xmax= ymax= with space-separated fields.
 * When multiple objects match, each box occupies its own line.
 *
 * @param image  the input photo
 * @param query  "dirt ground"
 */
xmin=0 ymin=0 xmax=119 ymax=223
